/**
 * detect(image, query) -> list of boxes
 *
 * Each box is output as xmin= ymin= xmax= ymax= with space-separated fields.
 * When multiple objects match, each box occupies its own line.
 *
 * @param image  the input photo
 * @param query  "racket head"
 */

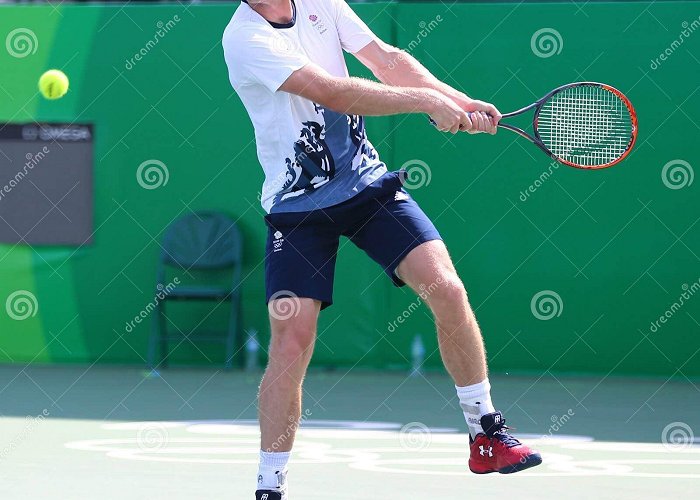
xmin=532 ymin=82 xmax=638 ymax=169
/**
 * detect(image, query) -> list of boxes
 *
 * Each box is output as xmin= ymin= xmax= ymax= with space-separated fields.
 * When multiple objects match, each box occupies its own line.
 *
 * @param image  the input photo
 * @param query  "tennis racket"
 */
xmin=430 ymin=82 xmax=638 ymax=169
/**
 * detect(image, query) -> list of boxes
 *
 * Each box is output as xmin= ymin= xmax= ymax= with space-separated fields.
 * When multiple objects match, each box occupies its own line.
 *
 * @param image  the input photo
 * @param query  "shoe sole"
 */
xmin=469 ymin=453 xmax=543 ymax=475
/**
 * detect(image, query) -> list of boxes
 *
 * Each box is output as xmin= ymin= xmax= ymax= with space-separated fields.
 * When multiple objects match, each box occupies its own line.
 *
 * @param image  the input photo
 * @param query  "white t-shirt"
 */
xmin=223 ymin=0 xmax=388 ymax=213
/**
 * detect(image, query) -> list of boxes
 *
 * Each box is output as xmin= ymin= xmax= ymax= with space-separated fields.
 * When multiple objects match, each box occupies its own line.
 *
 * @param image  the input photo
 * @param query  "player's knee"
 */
xmin=271 ymin=323 xmax=316 ymax=363
xmin=430 ymin=273 xmax=467 ymax=306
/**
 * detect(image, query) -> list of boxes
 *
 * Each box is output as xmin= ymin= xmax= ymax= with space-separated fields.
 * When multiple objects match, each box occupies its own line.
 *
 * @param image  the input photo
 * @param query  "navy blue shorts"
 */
xmin=264 ymin=170 xmax=442 ymax=309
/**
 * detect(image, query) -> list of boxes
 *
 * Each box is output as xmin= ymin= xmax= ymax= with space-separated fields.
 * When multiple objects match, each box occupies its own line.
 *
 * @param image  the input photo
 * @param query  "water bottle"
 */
xmin=245 ymin=329 xmax=260 ymax=372
xmin=411 ymin=334 xmax=425 ymax=377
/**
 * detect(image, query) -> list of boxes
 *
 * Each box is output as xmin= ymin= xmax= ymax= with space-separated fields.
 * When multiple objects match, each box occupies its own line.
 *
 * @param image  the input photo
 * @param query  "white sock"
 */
xmin=257 ymin=450 xmax=290 ymax=493
xmin=456 ymin=379 xmax=496 ymax=438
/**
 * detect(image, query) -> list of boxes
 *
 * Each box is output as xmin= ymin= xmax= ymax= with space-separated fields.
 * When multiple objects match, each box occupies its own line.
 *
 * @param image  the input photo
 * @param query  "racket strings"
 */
xmin=537 ymin=85 xmax=634 ymax=167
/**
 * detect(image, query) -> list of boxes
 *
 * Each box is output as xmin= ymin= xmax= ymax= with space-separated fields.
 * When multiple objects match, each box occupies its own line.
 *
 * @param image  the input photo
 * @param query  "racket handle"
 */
xmin=429 ymin=112 xmax=486 ymax=128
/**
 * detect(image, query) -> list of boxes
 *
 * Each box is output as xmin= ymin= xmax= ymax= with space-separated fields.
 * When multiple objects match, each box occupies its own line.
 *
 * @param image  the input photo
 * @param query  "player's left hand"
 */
xmin=460 ymin=99 xmax=502 ymax=135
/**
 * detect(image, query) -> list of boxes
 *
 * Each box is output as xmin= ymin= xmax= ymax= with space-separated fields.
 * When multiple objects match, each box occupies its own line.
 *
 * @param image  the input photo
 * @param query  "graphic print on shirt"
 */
xmin=347 ymin=113 xmax=381 ymax=168
xmin=276 ymin=104 xmax=370 ymax=204
xmin=348 ymin=114 xmax=364 ymax=150
xmin=280 ymin=114 xmax=335 ymax=198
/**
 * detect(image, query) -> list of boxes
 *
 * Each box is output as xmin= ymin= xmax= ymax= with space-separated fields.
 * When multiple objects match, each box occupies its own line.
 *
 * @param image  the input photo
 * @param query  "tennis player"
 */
xmin=223 ymin=1 xmax=542 ymax=497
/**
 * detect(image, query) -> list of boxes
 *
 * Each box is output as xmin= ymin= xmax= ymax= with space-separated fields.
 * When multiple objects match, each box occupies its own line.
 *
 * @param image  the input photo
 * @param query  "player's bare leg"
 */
xmin=257 ymin=298 xmax=320 ymax=496
xmin=397 ymin=240 xmax=542 ymax=474
xmin=397 ymin=240 xmax=486 ymax=386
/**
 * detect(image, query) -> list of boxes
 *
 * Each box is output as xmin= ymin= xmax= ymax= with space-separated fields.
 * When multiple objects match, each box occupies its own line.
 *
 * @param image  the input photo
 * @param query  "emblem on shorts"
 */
xmin=273 ymin=230 xmax=284 ymax=252
xmin=394 ymin=190 xmax=409 ymax=201
xmin=309 ymin=14 xmax=317 ymax=22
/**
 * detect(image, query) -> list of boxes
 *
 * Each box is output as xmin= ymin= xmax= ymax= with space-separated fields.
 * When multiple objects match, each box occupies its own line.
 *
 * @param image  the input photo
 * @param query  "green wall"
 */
xmin=0 ymin=2 xmax=698 ymax=377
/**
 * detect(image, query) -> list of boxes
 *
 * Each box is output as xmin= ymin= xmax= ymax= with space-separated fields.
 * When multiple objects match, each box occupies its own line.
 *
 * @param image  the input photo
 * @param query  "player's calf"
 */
xmin=257 ymin=300 xmax=320 ymax=499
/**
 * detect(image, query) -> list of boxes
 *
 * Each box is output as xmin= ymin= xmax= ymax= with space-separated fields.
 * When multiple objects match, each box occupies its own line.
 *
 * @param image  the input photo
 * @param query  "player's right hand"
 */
xmin=426 ymin=91 xmax=471 ymax=134
xmin=461 ymin=99 xmax=502 ymax=135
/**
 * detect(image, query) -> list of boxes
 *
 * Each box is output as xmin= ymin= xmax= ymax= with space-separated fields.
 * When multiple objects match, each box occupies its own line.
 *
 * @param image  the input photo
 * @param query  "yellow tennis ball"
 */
xmin=38 ymin=69 xmax=69 ymax=100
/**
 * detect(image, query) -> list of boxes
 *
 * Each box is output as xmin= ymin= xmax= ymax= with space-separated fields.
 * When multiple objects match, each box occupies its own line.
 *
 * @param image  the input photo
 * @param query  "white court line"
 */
xmin=62 ymin=420 xmax=700 ymax=478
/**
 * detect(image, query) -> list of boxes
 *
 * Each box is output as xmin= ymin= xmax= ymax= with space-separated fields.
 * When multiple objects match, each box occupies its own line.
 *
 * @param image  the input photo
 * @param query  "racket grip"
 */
xmin=428 ymin=112 xmax=476 ymax=128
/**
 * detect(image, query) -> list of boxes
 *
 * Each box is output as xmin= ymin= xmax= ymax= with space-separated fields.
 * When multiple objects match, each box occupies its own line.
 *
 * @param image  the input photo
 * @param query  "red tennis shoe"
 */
xmin=469 ymin=411 xmax=542 ymax=474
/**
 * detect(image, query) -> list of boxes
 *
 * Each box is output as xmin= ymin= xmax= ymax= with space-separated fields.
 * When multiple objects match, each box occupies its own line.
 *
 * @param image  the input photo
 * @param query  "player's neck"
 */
xmin=247 ymin=0 xmax=294 ymax=26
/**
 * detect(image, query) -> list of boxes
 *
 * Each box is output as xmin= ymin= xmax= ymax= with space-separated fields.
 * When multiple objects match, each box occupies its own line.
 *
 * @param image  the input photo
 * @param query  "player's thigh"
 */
xmin=265 ymin=213 xmax=340 ymax=309
xmin=347 ymin=192 xmax=442 ymax=287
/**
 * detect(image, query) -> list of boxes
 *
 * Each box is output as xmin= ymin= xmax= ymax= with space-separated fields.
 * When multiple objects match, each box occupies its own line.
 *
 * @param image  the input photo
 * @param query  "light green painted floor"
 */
xmin=0 ymin=365 xmax=698 ymax=499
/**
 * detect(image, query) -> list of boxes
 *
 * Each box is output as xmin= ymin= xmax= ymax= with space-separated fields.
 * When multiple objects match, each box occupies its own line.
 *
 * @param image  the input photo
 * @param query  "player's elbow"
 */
xmin=323 ymin=93 xmax=352 ymax=114
xmin=380 ymin=45 xmax=407 ymax=67
xmin=281 ymin=69 xmax=353 ymax=114
xmin=373 ymin=46 xmax=409 ymax=82
xmin=312 ymin=78 xmax=356 ymax=114
xmin=357 ymin=40 xmax=406 ymax=80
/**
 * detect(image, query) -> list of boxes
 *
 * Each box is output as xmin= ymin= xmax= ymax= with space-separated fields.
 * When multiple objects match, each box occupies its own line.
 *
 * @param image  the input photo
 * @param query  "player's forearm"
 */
xmin=373 ymin=48 xmax=471 ymax=108
xmin=322 ymin=76 xmax=443 ymax=117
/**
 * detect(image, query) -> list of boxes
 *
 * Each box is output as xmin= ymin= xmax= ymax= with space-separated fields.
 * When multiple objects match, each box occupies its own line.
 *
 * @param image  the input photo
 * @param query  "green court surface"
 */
xmin=1 ymin=365 xmax=698 ymax=499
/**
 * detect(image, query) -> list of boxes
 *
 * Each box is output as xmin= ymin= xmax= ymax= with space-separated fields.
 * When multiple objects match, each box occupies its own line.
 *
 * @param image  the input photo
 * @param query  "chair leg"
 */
xmin=224 ymin=294 xmax=240 ymax=370
xmin=159 ymin=301 xmax=169 ymax=369
xmin=148 ymin=303 xmax=161 ymax=370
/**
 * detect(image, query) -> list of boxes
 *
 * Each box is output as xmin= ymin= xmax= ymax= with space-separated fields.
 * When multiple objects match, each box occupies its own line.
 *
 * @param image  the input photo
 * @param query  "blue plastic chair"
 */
xmin=147 ymin=211 xmax=242 ymax=369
